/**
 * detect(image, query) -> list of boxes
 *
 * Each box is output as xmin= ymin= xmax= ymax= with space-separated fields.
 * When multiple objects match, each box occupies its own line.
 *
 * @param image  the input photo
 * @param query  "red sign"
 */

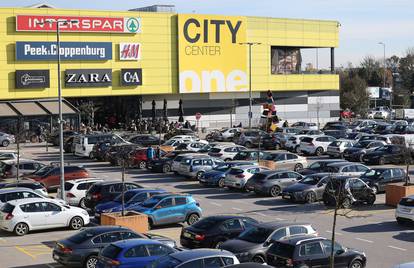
xmin=16 ymin=15 xmax=141 ymax=33
xmin=195 ymin=113 xmax=202 ymax=120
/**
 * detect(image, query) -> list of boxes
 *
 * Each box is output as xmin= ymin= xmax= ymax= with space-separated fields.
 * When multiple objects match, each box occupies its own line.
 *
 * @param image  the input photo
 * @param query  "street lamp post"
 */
xmin=239 ymin=42 xmax=261 ymax=129
xmin=378 ymin=42 xmax=388 ymax=106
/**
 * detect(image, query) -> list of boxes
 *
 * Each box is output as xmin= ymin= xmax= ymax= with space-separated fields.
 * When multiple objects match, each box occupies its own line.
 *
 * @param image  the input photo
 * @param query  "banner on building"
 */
xmin=121 ymin=69 xmax=142 ymax=86
xmin=178 ymin=14 xmax=247 ymax=93
xmin=15 ymin=70 xmax=50 ymax=88
xmin=16 ymin=15 xmax=141 ymax=33
xmin=119 ymin=43 xmax=141 ymax=60
xmin=16 ymin=42 xmax=112 ymax=61
xmin=65 ymin=69 xmax=112 ymax=87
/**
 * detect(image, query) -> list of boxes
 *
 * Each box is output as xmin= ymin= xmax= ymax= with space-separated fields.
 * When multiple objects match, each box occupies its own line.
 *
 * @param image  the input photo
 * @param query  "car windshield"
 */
xmin=210 ymin=148 xmax=222 ymax=153
xmin=68 ymin=230 xmax=96 ymax=244
xmin=164 ymin=140 xmax=176 ymax=146
xmin=238 ymin=226 xmax=273 ymax=243
xmin=191 ymin=217 xmax=221 ymax=229
xmin=354 ymin=141 xmax=371 ymax=148
xmin=114 ymin=191 xmax=138 ymax=202
xmin=300 ymin=176 xmax=320 ymax=185
xmin=141 ymin=196 xmax=165 ymax=208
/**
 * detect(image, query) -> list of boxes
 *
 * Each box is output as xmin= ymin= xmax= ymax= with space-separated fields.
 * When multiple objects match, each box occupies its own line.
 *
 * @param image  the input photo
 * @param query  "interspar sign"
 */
xmin=16 ymin=42 xmax=112 ymax=61
xmin=16 ymin=15 xmax=141 ymax=33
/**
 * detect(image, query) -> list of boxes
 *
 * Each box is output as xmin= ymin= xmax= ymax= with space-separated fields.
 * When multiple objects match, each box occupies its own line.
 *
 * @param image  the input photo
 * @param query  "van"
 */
xmin=74 ymin=134 xmax=126 ymax=158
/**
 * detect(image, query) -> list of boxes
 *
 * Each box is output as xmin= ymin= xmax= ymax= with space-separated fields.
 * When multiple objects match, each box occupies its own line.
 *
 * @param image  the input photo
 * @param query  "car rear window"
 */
xmin=400 ymin=197 xmax=414 ymax=207
xmin=101 ymin=244 xmax=122 ymax=259
xmin=251 ymin=173 xmax=267 ymax=181
xmin=191 ymin=218 xmax=221 ymax=230
xmin=210 ymin=148 xmax=222 ymax=153
xmin=64 ymin=182 xmax=74 ymax=191
xmin=229 ymin=168 xmax=244 ymax=175
xmin=301 ymin=137 xmax=313 ymax=143
xmin=87 ymin=184 xmax=101 ymax=194
xmin=1 ymin=203 xmax=15 ymax=213
xmin=68 ymin=230 xmax=96 ymax=244
xmin=268 ymin=242 xmax=295 ymax=258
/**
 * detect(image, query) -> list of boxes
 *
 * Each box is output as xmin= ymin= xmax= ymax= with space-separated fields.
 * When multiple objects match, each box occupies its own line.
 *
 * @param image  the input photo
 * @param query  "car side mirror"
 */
xmin=335 ymin=249 xmax=345 ymax=255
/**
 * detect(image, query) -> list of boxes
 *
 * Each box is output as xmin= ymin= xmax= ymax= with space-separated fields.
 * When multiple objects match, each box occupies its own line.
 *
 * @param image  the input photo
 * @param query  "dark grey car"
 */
xmin=282 ymin=173 xmax=330 ymax=203
xmin=245 ymin=170 xmax=303 ymax=197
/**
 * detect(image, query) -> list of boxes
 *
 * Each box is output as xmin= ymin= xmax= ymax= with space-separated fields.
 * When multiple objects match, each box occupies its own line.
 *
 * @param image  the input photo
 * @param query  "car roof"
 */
xmin=1 ymin=159 xmax=37 ymax=164
xmin=255 ymin=221 xmax=310 ymax=229
xmin=258 ymin=170 xmax=293 ymax=176
xmin=0 ymin=187 xmax=34 ymax=194
xmin=79 ymin=225 xmax=133 ymax=234
xmin=201 ymin=215 xmax=252 ymax=221
xmin=231 ymin=165 xmax=261 ymax=170
xmin=7 ymin=197 xmax=53 ymax=205
xmin=279 ymin=235 xmax=325 ymax=245
xmin=169 ymin=249 xmax=234 ymax=262
xmin=125 ymin=189 xmax=164 ymax=194
xmin=67 ymin=178 xmax=103 ymax=184
xmin=151 ymin=193 xmax=189 ymax=198
xmin=112 ymin=238 xmax=163 ymax=248
xmin=327 ymin=162 xmax=363 ymax=167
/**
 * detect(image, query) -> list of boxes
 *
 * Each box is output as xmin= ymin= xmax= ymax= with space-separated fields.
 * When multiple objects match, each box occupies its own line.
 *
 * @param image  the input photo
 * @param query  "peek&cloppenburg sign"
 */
xmin=16 ymin=15 xmax=141 ymax=33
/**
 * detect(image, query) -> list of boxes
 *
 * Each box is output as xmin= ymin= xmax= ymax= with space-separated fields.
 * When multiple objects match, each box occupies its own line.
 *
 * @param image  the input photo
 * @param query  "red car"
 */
xmin=127 ymin=148 xmax=166 ymax=169
xmin=29 ymin=166 xmax=89 ymax=190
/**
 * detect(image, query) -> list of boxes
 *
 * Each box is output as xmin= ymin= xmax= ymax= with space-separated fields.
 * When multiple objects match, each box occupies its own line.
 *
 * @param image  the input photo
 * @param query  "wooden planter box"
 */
xmin=259 ymin=160 xmax=276 ymax=170
xmin=101 ymin=212 xmax=148 ymax=233
xmin=385 ymin=183 xmax=414 ymax=207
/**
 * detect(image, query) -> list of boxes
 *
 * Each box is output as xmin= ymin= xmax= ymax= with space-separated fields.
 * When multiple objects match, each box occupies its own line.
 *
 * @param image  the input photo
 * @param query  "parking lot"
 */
xmin=0 ymin=143 xmax=412 ymax=268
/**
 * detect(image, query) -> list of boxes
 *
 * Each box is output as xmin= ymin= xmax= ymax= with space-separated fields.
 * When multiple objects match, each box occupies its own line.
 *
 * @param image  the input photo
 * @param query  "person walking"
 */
xmin=282 ymin=120 xmax=289 ymax=128
xmin=146 ymin=145 xmax=155 ymax=160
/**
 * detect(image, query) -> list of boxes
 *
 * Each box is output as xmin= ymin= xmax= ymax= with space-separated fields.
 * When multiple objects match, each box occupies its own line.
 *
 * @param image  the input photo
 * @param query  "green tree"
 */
xmin=340 ymin=72 xmax=369 ymax=116
xmin=399 ymin=48 xmax=414 ymax=93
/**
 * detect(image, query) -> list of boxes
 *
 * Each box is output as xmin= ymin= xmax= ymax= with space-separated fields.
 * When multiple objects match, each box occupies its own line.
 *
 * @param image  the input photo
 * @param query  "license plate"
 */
xmin=183 ymin=232 xmax=192 ymax=238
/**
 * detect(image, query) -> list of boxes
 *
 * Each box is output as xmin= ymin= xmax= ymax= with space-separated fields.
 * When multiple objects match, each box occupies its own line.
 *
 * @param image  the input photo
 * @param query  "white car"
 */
xmin=0 ymin=198 xmax=90 ymax=236
xmin=223 ymin=165 xmax=269 ymax=190
xmin=57 ymin=178 xmax=103 ymax=208
xmin=285 ymin=130 xmax=323 ymax=153
xmin=219 ymin=128 xmax=241 ymax=141
xmin=208 ymin=145 xmax=247 ymax=161
xmin=396 ymin=194 xmax=414 ymax=225
xmin=171 ymin=153 xmax=201 ymax=174
xmin=0 ymin=187 xmax=65 ymax=208
xmin=299 ymin=135 xmax=337 ymax=156
xmin=368 ymin=106 xmax=392 ymax=119
xmin=326 ymin=140 xmax=355 ymax=158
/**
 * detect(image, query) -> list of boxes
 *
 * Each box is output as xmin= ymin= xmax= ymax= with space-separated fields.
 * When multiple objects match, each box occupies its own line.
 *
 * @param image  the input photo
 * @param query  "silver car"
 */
xmin=0 ymin=132 xmax=15 ymax=147
xmin=178 ymin=155 xmax=224 ymax=179
xmin=224 ymin=165 xmax=270 ymax=190
xmin=268 ymin=152 xmax=307 ymax=171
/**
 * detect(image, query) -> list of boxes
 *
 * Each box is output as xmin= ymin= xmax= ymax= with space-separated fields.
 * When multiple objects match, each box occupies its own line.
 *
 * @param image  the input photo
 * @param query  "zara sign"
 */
xmin=65 ymin=69 xmax=112 ymax=87
xmin=120 ymin=69 xmax=142 ymax=86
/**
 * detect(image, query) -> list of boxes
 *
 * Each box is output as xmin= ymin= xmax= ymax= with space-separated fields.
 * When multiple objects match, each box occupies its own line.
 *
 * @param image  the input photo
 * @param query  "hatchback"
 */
xmin=0 ymin=159 xmax=45 ymax=178
xmin=326 ymin=140 xmax=355 ymax=158
xmin=180 ymin=215 xmax=258 ymax=249
xmin=208 ymin=145 xmax=247 ymax=161
xmin=224 ymin=165 xmax=269 ymax=191
xmin=266 ymin=235 xmax=366 ymax=268
xmin=147 ymin=151 xmax=193 ymax=173
xmin=237 ymin=130 xmax=270 ymax=148
xmin=0 ymin=198 xmax=89 ymax=236
xmin=0 ymin=187 xmax=64 ymax=208
xmin=362 ymin=144 xmax=410 ymax=165
xmin=299 ymin=135 xmax=336 ymax=156
xmin=246 ymin=170 xmax=303 ymax=197
xmin=268 ymin=152 xmax=307 ymax=171
xmin=219 ymin=221 xmax=317 ymax=263
xmin=360 ymin=168 xmax=406 ymax=194
xmin=131 ymin=193 xmax=202 ymax=228
xmin=178 ymin=156 xmax=223 ymax=179
xmin=396 ymin=195 xmax=414 ymax=225
xmin=325 ymin=162 xmax=370 ymax=177
xmin=97 ymin=239 xmax=177 ymax=268
xmin=282 ymin=173 xmax=330 ymax=203
xmin=32 ymin=166 xmax=90 ymax=190
xmin=233 ymin=150 xmax=272 ymax=161
xmin=57 ymin=178 xmax=104 ymax=208
xmin=0 ymin=181 xmax=48 ymax=197
xmin=199 ymin=161 xmax=257 ymax=188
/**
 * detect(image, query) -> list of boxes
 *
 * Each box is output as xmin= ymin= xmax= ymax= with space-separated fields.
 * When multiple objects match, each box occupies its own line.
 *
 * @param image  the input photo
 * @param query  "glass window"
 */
xmin=221 ymin=257 xmax=235 ymax=266
xmin=124 ymin=245 xmax=148 ymax=258
xmin=77 ymin=182 xmax=92 ymax=190
xmin=158 ymin=198 xmax=173 ymax=208
xmin=242 ymin=218 xmax=256 ymax=229
xmin=42 ymin=202 xmax=61 ymax=212
xmin=20 ymin=202 xmax=43 ymax=213
xmin=99 ymin=232 xmax=123 ymax=244
xmin=109 ymin=184 xmax=123 ymax=193
xmin=288 ymin=172 xmax=301 ymax=179
xmin=179 ymin=259 xmax=203 ymax=268
xmin=289 ymin=226 xmax=308 ymax=235
xmin=204 ymin=257 xmax=223 ymax=268
xmin=270 ymin=228 xmax=287 ymax=241
xmin=175 ymin=197 xmax=187 ymax=206
xmin=393 ymin=169 xmax=403 ymax=177
xmin=204 ymin=159 xmax=213 ymax=166
xmin=125 ymin=183 xmax=140 ymax=190
xmin=193 ymin=160 xmax=202 ymax=166
xmin=121 ymin=232 xmax=141 ymax=240
xmin=300 ymin=242 xmax=324 ymax=256
xmin=222 ymin=219 xmax=242 ymax=231
xmin=355 ymin=165 xmax=368 ymax=172
xmin=350 ymin=179 xmax=365 ymax=189
xmin=286 ymin=154 xmax=297 ymax=160
xmin=382 ymin=170 xmax=392 ymax=180
xmin=147 ymin=244 xmax=174 ymax=256
xmin=5 ymin=192 xmax=23 ymax=201
xmin=321 ymin=240 xmax=343 ymax=254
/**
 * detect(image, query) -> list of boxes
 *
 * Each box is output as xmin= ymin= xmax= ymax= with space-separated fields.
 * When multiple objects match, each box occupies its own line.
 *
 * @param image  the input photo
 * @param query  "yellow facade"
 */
xmin=0 ymin=7 xmax=339 ymax=100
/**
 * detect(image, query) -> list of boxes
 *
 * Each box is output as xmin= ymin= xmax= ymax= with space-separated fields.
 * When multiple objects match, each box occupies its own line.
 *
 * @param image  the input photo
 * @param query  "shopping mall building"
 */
xmin=0 ymin=4 xmax=340 ymax=128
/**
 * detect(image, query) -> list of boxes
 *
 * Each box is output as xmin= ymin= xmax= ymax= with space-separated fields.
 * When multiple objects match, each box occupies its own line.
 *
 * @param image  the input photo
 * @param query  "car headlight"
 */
xmin=82 ymin=210 xmax=89 ymax=216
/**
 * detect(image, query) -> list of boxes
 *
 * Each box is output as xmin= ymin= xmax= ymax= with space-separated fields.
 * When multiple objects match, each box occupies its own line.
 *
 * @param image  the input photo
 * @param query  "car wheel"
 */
xmin=138 ymin=161 xmax=146 ymax=169
xmin=295 ymin=146 xmax=301 ymax=154
xmin=371 ymin=186 xmax=378 ymax=195
xmin=84 ymin=255 xmax=98 ymax=268
xmin=315 ymin=147 xmax=324 ymax=156
xmin=196 ymin=171 xmax=204 ymax=180
xmin=378 ymin=157 xmax=385 ymax=165
xmin=70 ymin=216 xmax=84 ymax=230
xmin=218 ymin=178 xmax=225 ymax=188
xmin=306 ymin=192 xmax=317 ymax=203
xmin=186 ymin=213 xmax=200 ymax=225
xmin=252 ymin=255 xmax=265 ymax=263
xmin=162 ymin=164 xmax=171 ymax=173
xmin=214 ymin=240 xmax=225 ymax=249
xmin=342 ymin=197 xmax=352 ymax=209
xmin=89 ymin=152 xmax=95 ymax=159
xmin=359 ymin=154 xmax=365 ymax=162
xmin=14 ymin=222 xmax=29 ymax=236
xmin=366 ymin=194 xmax=376 ymax=205
xmin=245 ymin=141 xmax=252 ymax=148
xmin=79 ymin=198 xmax=86 ymax=209
xmin=269 ymin=186 xmax=281 ymax=197
xmin=349 ymin=259 xmax=363 ymax=268
xmin=294 ymin=163 xmax=303 ymax=171
xmin=2 ymin=140 xmax=9 ymax=147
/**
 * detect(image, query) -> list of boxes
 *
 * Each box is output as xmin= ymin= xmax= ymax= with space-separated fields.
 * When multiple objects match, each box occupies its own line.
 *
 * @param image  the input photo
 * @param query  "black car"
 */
xmin=233 ymin=150 xmax=271 ymax=161
xmin=360 ymin=168 xmax=407 ymax=194
xmin=362 ymin=144 xmax=410 ymax=165
xmin=323 ymin=176 xmax=376 ymax=208
xmin=219 ymin=221 xmax=316 ymax=263
xmin=84 ymin=181 xmax=143 ymax=211
xmin=147 ymin=150 xmax=193 ymax=173
xmin=180 ymin=215 xmax=258 ymax=249
xmin=282 ymin=173 xmax=330 ymax=203
xmin=343 ymin=140 xmax=386 ymax=162
xmin=52 ymin=226 xmax=176 ymax=268
xmin=266 ymin=235 xmax=366 ymax=268
xmin=129 ymin=134 xmax=161 ymax=146
xmin=297 ymin=159 xmax=346 ymax=176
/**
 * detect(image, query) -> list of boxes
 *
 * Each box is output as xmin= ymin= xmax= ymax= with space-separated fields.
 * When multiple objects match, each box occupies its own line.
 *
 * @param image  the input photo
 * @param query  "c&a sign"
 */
xmin=178 ymin=14 xmax=247 ymax=93
xmin=16 ymin=15 xmax=141 ymax=33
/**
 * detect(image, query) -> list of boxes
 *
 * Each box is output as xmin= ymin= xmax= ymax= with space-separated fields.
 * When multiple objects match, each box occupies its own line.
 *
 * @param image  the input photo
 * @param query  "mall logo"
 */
xmin=15 ymin=70 xmax=50 ymax=88
xmin=121 ymin=69 xmax=142 ymax=86
xmin=65 ymin=69 xmax=112 ymax=87
xmin=119 ymin=43 xmax=141 ymax=60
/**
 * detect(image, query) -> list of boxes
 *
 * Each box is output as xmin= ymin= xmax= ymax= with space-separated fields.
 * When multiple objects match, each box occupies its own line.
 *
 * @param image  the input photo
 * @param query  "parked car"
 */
xmin=132 ymin=193 xmax=202 ymax=228
xmin=0 ymin=132 xmax=15 ymax=147
xmin=262 ymin=133 xmax=285 ymax=150
xmin=0 ymin=181 xmax=48 ymax=197
xmin=343 ymin=140 xmax=387 ymax=162
xmin=299 ymin=135 xmax=337 ymax=156
xmin=0 ymin=198 xmax=89 ymax=236
xmin=199 ymin=161 xmax=258 ymax=188
xmin=129 ymin=134 xmax=161 ymax=146
xmin=176 ymin=141 xmax=209 ymax=152
xmin=148 ymin=249 xmax=240 ymax=268
xmin=96 ymin=239 xmax=177 ymax=268
xmin=48 ymin=130 xmax=78 ymax=146
xmin=326 ymin=140 xmax=355 ymax=158
xmin=246 ymin=170 xmax=303 ymax=197
xmin=178 ymin=155 xmax=223 ymax=179
xmin=208 ymin=145 xmax=247 ymax=161
xmin=325 ymin=162 xmax=370 ymax=177
xmin=0 ymin=151 xmax=18 ymax=161
xmin=323 ymin=125 xmax=350 ymax=139
xmin=233 ymin=150 xmax=271 ymax=161
xmin=360 ymin=168 xmax=407 ymax=194
xmin=92 ymin=141 xmax=117 ymax=161
xmin=128 ymin=148 xmax=166 ymax=169
xmin=216 ymin=128 xmax=241 ymax=142
xmin=0 ymin=159 xmax=45 ymax=178
xmin=266 ymin=235 xmax=367 ymax=268
xmin=108 ymin=144 xmax=142 ymax=166
xmin=32 ymin=166 xmax=90 ymax=190
xmin=282 ymin=173 xmax=330 ymax=203
xmin=73 ymin=133 xmax=126 ymax=158
xmin=53 ymin=226 xmax=176 ymax=268
xmin=224 ymin=165 xmax=269 ymax=191
xmin=290 ymin=122 xmax=318 ymax=130
xmin=285 ymin=136 xmax=309 ymax=154
xmin=395 ymin=195 xmax=414 ymax=225
xmin=323 ymin=177 xmax=376 ymax=208
xmin=296 ymin=159 xmax=347 ymax=176
xmin=219 ymin=221 xmax=317 ymax=263
xmin=348 ymin=119 xmax=376 ymax=131
xmin=171 ymin=153 xmax=199 ymax=174
xmin=268 ymin=152 xmax=307 ymax=171
xmin=147 ymin=151 xmax=193 ymax=173
xmin=180 ymin=215 xmax=258 ymax=249
xmin=0 ymin=187 xmax=62 ymax=207
xmin=84 ymin=181 xmax=143 ymax=211
xmin=57 ymin=178 xmax=104 ymax=208
xmin=237 ymin=130 xmax=270 ymax=148
xmin=362 ymin=144 xmax=410 ymax=165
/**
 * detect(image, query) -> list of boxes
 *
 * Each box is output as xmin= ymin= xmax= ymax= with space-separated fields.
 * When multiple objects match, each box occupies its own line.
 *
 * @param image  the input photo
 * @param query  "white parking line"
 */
xmin=326 ymin=230 xmax=343 ymax=236
xmin=232 ymin=207 xmax=243 ymax=211
xmin=355 ymin=238 xmax=373 ymax=243
xmin=210 ymin=202 xmax=222 ymax=207
xmin=388 ymin=245 xmax=407 ymax=251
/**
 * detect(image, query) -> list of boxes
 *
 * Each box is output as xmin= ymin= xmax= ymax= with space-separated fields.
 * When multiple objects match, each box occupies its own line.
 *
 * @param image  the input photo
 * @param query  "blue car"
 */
xmin=198 ymin=161 xmax=257 ymax=188
xmin=131 ymin=193 xmax=202 ymax=228
xmin=95 ymin=189 xmax=166 ymax=218
xmin=97 ymin=239 xmax=176 ymax=268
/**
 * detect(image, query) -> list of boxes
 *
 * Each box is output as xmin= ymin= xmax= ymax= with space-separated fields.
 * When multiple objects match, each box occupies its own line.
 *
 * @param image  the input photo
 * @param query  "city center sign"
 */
xmin=16 ymin=15 xmax=141 ymax=33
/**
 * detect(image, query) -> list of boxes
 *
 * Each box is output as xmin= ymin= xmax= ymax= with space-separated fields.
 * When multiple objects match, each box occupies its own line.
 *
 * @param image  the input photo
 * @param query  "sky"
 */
xmin=1 ymin=0 xmax=413 ymax=68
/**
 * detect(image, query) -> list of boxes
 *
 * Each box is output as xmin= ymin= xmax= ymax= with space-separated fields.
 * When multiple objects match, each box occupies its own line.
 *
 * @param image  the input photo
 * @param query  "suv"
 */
xmin=32 ymin=166 xmax=90 ymax=190
xmin=396 ymin=195 xmax=414 ymax=225
xmin=0 ymin=159 xmax=45 ymax=178
xmin=84 ymin=181 xmax=143 ymax=211
xmin=299 ymin=136 xmax=337 ymax=156
xmin=57 ymin=178 xmax=104 ymax=208
xmin=323 ymin=177 xmax=376 ymax=208
xmin=266 ymin=235 xmax=366 ymax=268
xmin=178 ymin=155 xmax=223 ymax=179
